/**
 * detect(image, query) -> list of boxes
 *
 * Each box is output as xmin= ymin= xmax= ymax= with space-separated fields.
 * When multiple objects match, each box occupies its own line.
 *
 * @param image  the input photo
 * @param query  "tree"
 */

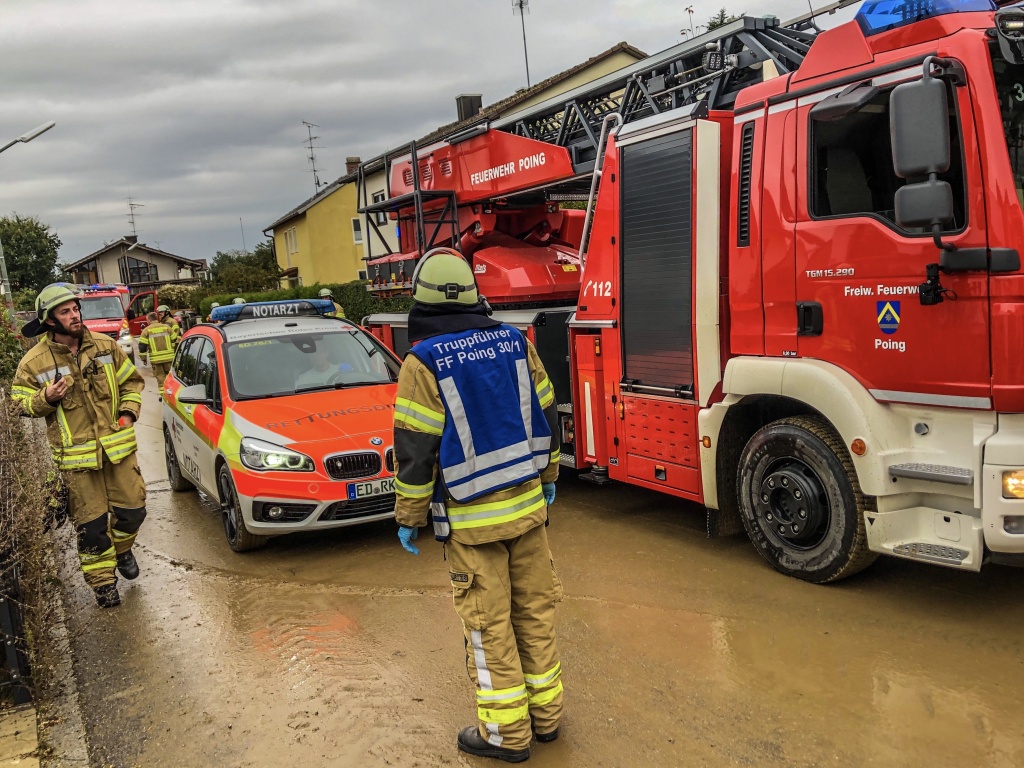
xmin=11 ymin=288 xmax=35 ymax=312
xmin=210 ymin=241 xmax=279 ymax=291
xmin=707 ymin=7 xmax=736 ymax=30
xmin=0 ymin=214 xmax=62 ymax=294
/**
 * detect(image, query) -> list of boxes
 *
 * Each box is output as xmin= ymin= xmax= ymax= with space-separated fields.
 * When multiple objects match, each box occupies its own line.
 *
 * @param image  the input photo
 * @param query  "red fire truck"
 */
xmin=360 ymin=0 xmax=1024 ymax=582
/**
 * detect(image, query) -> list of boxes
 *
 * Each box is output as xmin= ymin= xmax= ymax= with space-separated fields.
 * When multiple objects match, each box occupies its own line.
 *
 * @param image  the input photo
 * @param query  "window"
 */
xmin=119 ymin=256 xmax=158 ymax=284
xmin=195 ymin=341 xmax=220 ymax=408
xmin=358 ymin=270 xmax=368 ymax=281
xmin=352 ymin=218 xmax=363 ymax=244
xmin=72 ymin=259 xmax=98 ymax=284
xmin=372 ymin=191 xmax=387 ymax=225
xmin=173 ymin=337 xmax=205 ymax=387
xmin=285 ymin=227 xmax=298 ymax=255
xmin=809 ymin=86 xmax=966 ymax=232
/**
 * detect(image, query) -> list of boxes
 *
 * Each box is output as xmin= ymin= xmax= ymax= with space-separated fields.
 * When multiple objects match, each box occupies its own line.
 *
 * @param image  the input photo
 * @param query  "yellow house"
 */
xmin=265 ymin=41 xmax=646 ymax=287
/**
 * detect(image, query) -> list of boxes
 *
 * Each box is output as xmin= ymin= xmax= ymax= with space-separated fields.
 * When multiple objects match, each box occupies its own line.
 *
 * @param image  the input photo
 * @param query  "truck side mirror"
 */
xmin=890 ymin=75 xmax=950 ymax=181
xmin=126 ymin=309 xmax=135 ymax=321
xmin=894 ymin=180 xmax=954 ymax=229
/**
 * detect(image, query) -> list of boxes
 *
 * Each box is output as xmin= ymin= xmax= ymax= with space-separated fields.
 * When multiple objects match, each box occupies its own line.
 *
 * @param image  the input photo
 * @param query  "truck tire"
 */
xmin=217 ymin=464 xmax=267 ymax=553
xmin=737 ymin=415 xmax=877 ymax=583
xmin=164 ymin=427 xmax=194 ymax=492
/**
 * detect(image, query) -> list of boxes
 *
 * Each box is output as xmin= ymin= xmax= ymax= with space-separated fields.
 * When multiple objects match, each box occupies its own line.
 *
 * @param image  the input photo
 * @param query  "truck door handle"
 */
xmin=796 ymin=302 xmax=823 ymax=337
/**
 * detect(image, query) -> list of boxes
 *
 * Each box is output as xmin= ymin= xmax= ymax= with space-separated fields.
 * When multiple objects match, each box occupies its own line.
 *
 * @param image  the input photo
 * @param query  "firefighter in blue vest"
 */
xmin=393 ymin=247 xmax=562 ymax=763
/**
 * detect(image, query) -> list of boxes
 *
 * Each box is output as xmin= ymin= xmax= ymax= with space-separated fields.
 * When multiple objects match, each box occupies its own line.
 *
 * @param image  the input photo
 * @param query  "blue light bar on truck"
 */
xmin=855 ymin=0 xmax=996 ymax=36
xmin=210 ymin=299 xmax=337 ymax=324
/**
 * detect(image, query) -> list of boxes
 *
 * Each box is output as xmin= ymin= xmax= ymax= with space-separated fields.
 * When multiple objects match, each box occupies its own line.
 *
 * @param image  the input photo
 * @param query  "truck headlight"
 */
xmin=118 ymin=327 xmax=132 ymax=340
xmin=1001 ymin=470 xmax=1024 ymax=499
xmin=239 ymin=438 xmax=314 ymax=472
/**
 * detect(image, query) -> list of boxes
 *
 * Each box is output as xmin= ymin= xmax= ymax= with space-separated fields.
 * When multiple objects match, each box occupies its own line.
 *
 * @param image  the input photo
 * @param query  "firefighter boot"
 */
xmin=94 ymin=583 xmax=121 ymax=608
xmin=457 ymin=726 xmax=530 ymax=763
xmin=116 ymin=550 xmax=139 ymax=580
xmin=531 ymin=717 xmax=559 ymax=743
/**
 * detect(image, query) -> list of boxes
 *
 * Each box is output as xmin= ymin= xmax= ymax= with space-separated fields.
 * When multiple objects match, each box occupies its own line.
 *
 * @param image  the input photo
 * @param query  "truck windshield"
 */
xmin=992 ymin=50 xmax=1024 ymax=210
xmin=225 ymin=327 xmax=399 ymax=399
xmin=79 ymin=296 xmax=125 ymax=321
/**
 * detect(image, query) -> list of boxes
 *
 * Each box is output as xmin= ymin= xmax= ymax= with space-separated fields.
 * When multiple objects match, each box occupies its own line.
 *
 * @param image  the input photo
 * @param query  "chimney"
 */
xmin=346 ymin=156 xmax=361 ymax=175
xmin=125 ymin=235 xmax=138 ymax=244
xmin=456 ymin=94 xmax=483 ymax=122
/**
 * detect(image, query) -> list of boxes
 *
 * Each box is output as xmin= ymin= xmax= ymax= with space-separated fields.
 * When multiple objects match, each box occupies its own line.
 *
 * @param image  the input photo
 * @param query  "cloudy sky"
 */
xmin=2 ymin=0 xmax=858 ymax=266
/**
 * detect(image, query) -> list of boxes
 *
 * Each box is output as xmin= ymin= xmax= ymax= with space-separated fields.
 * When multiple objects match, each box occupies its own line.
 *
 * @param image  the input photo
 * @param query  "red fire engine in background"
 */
xmin=360 ymin=0 xmax=1024 ymax=582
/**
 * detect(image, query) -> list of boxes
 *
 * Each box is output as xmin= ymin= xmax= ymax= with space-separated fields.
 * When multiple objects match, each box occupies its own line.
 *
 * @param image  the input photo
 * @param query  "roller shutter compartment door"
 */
xmin=619 ymin=128 xmax=693 ymax=393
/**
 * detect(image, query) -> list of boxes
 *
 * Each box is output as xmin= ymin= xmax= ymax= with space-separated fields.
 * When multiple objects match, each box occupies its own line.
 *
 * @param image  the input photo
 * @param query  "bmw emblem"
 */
xmin=370 ymin=437 xmax=383 ymax=446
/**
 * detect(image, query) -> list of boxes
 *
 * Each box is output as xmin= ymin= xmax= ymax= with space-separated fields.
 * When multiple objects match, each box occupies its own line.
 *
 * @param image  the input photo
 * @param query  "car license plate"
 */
xmin=347 ymin=477 xmax=395 ymax=500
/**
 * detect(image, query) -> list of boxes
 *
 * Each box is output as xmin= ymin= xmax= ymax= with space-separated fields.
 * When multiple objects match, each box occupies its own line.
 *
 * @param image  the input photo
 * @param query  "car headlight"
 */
xmin=239 ymin=437 xmax=314 ymax=472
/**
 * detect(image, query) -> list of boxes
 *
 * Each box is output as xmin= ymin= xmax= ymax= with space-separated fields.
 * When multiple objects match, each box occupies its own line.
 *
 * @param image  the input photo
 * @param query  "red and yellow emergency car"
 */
xmin=161 ymin=299 xmax=401 ymax=551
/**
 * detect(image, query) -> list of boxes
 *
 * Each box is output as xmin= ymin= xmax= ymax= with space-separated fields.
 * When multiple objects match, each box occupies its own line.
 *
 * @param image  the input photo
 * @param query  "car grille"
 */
xmin=319 ymin=494 xmax=395 ymax=521
xmin=324 ymin=452 xmax=382 ymax=480
xmin=104 ymin=331 xmax=119 ymax=341
xmin=385 ymin=448 xmax=395 ymax=473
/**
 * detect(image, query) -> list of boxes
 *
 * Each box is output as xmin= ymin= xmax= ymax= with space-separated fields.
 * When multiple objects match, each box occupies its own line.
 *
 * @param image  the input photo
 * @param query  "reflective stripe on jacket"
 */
xmin=11 ymin=329 xmax=144 ymax=470
xmin=138 ymin=321 xmax=178 ymax=363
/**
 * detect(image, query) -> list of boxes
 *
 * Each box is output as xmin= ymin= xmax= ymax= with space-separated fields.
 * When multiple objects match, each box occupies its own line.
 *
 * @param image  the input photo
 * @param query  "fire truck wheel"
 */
xmin=164 ymin=427 xmax=194 ymax=493
xmin=217 ymin=464 xmax=267 ymax=553
xmin=737 ymin=415 xmax=877 ymax=583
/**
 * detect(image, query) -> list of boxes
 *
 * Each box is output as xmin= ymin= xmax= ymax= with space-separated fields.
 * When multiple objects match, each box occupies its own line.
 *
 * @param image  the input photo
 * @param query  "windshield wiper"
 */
xmin=294 ymin=380 xmax=382 ymax=394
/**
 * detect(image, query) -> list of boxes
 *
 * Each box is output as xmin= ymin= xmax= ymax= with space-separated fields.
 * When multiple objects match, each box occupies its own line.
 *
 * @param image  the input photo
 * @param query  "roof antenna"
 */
xmin=806 ymin=0 xmax=822 ymax=31
xmin=127 ymin=196 xmax=144 ymax=237
xmin=512 ymin=0 xmax=532 ymax=88
xmin=302 ymin=121 xmax=325 ymax=195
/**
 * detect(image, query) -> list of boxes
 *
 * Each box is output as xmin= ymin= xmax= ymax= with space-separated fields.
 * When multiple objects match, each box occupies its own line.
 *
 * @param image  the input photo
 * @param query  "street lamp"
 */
xmin=0 ymin=121 xmax=57 ymax=308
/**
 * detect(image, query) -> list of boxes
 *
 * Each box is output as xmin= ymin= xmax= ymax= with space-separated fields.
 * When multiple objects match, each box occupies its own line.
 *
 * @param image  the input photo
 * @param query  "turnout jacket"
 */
xmin=394 ymin=325 xmax=559 ymax=546
xmin=138 ymin=320 xmax=178 ymax=363
xmin=11 ymin=329 xmax=144 ymax=471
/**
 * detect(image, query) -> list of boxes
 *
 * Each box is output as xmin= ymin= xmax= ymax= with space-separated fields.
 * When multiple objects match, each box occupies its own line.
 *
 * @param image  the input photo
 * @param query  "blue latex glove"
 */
xmin=542 ymin=482 xmax=556 ymax=506
xmin=398 ymin=525 xmax=420 ymax=555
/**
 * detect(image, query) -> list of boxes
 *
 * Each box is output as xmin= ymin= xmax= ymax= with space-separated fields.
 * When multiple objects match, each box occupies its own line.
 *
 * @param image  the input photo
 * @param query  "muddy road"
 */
xmin=58 ymin=369 xmax=1024 ymax=767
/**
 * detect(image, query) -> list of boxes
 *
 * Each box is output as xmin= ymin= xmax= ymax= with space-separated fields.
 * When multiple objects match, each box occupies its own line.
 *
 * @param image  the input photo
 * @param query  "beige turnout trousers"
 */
xmin=447 ymin=521 xmax=563 ymax=751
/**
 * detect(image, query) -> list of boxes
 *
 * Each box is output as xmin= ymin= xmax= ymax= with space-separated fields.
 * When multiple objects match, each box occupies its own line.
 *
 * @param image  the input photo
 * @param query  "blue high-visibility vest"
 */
xmin=410 ymin=324 xmax=551 ymax=503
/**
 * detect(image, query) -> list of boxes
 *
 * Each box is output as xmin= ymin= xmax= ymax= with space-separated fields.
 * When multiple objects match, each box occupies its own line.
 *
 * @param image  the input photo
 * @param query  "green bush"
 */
xmin=0 ymin=308 xmax=24 ymax=387
xmin=199 ymin=281 xmax=414 ymax=324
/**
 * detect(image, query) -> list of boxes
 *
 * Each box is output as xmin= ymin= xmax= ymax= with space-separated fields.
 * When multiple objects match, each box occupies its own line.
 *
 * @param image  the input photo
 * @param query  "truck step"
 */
xmin=888 ymin=463 xmax=973 ymax=485
xmin=892 ymin=542 xmax=969 ymax=565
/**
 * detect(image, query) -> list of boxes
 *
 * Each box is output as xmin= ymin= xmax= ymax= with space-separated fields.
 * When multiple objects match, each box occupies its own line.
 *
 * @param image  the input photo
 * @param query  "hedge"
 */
xmin=198 ymin=281 xmax=414 ymax=324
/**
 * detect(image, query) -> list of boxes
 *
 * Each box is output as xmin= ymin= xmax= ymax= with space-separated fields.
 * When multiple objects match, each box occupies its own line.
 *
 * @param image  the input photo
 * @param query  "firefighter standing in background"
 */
xmin=138 ymin=311 xmax=178 ymax=399
xmin=393 ymin=248 xmax=562 ymax=763
xmin=11 ymin=284 xmax=147 ymax=608
xmin=205 ymin=301 xmax=220 ymax=322
xmin=319 ymin=287 xmax=346 ymax=318
xmin=157 ymin=304 xmax=181 ymax=342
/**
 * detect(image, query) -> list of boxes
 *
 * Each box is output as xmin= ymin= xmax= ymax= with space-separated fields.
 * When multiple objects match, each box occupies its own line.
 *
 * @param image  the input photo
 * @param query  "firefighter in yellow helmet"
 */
xmin=156 ymin=303 xmax=182 ymax=344
xmin=138 ymin=310 xmax=178 ymax=399
xmin=319 ymin=287 xmax=346 ymax=318
xmin=393 ymin=248 xmax=562 ymax=761
xmin=10 ymin=283 xmax=147 ymax=608
xmin=206 ymin=301 xmax=220 ymax=323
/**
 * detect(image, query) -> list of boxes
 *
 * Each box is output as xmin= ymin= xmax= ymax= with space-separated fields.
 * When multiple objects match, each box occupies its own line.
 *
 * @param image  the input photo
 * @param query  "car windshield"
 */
xmin=79 ymin=296 xmax=125 ymax=321
xmin=225 ymin=327 xmax=400 ymax=399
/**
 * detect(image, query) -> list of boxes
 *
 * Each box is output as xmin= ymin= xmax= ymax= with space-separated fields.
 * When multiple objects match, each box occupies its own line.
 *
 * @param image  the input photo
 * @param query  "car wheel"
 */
xmin=164 ymin=427 xmax=194 ymax=492
xmin=217 ymin=464 xmax=266 ymax=553
xmin=737 ymin=415 xmax=877 ymax=583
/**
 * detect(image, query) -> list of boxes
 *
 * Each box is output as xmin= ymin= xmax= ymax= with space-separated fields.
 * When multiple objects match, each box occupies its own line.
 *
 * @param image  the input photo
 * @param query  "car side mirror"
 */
xmin=126 ymin=309 xmax=136 ymax=321
xmin=177 ymin=383 xmax=212 ymax=405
